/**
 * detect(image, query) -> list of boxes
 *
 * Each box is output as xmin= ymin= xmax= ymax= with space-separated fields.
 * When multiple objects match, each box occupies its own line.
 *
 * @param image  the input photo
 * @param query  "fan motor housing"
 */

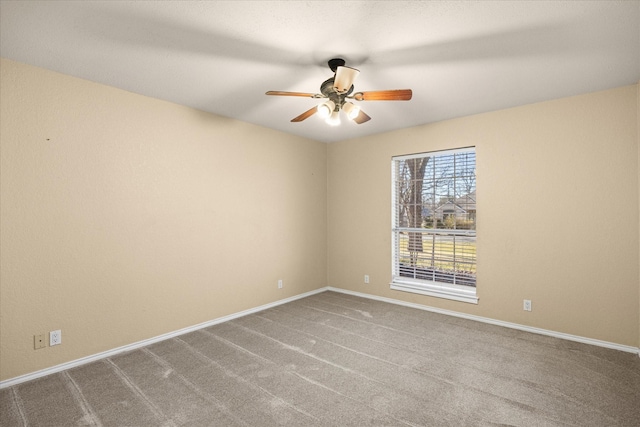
xmin=320 ymin=77 xmax=353 ymax=109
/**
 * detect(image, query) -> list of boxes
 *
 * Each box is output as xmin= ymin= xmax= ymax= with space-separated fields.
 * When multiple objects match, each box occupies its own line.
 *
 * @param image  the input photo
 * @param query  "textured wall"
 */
xmin=328 ymin=85 xmax=639 ymax=348
xmin=0 ymin=58 xmax=327 ymax=381
xmin=1 ymin=57 xmax=638 ymax=383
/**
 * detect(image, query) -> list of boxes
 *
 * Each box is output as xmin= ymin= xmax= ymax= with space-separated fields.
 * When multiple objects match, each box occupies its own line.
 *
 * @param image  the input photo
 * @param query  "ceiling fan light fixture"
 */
xmin=267 ymin=58 xmax=411 ymax=126
xmin=317 ymin=100 xmax=335 ymax=118
xmin=326 ymin=110 xmax=341 ymax=126
xmin=333 ymin=66 xmax=359 ymax=94
xmin=342 ymin=102 xmax=361 ymax=121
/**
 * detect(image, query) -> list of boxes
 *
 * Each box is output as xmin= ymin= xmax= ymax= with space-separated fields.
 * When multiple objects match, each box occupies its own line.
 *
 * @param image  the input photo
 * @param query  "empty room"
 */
xmin=1 ymin=1 xmax=639 ymax=426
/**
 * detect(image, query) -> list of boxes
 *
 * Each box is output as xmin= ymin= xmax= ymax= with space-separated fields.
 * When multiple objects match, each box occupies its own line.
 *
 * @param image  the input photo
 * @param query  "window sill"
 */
xmin=390 ymin=279 xmax=478 ymax=304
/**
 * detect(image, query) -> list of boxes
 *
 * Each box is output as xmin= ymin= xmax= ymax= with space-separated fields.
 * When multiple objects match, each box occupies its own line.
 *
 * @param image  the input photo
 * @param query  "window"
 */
xmin=391 ymin=147 xmax=477 ymax=304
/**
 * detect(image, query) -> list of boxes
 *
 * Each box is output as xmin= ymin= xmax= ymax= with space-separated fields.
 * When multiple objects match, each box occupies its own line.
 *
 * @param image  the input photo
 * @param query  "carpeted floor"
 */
xmin=2 ymin=291 xmax=639 ymax=426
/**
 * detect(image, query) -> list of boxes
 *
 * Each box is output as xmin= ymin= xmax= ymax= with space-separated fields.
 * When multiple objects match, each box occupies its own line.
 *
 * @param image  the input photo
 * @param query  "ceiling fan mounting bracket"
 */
xmin=327 ymin=58 xmax=346 ymax=72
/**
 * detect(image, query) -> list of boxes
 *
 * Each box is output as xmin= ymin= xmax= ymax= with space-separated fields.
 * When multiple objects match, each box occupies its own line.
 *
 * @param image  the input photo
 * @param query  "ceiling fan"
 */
xmin=266 ymin=58 xmax=412 ymax=126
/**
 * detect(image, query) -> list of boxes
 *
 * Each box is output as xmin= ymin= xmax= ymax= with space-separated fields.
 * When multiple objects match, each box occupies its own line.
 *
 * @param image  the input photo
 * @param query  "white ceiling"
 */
xmin=1 ymin=1 xmax=639 ymax=143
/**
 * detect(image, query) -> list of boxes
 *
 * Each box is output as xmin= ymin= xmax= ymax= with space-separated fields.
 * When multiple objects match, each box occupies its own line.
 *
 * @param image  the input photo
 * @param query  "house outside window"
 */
xmin=391 ymin=147 xmax=477 ymax=304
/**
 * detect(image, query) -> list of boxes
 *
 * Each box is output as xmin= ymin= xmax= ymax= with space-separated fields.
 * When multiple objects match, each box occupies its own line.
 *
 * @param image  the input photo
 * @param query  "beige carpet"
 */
xmin=2 ymin=291 xmax=639 ymax=426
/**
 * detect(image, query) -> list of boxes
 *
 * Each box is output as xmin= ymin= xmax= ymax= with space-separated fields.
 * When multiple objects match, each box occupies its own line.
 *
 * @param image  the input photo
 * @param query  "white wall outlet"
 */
xmin=364 ymin=275 xmax=370 ymax=284
xmin=277 ymin=279 xmax=283 ymax=289
xmin=523 ymin=300 xmax=532 ymax=312
xmin=50 ymin=329 xmax=62 ymax=346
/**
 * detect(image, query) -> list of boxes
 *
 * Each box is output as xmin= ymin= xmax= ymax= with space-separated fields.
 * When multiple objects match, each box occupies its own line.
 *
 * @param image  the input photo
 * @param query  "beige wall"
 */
xmin=328 ymin=85 xmax=639 ymax=347
xmin=0 ymin=58 xmax=327 ymax=381
xmin=1 ymin=57 xmax=638 ymax=383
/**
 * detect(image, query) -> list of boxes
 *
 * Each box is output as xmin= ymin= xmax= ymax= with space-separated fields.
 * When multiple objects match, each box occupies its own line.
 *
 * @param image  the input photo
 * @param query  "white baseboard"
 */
xmin=3 ymin=285 xmax=637 ymax=389
xmin=0 ymin=287 xmax=328 ymax=389
xmin=327 ymin=287 xmax=640 ymax=356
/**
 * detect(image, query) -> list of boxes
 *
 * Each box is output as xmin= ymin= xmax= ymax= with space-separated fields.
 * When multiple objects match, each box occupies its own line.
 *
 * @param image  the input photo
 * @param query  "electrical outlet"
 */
xmin=277 ymin=279 xmax=283 ymax=289
xmin=50 ymin=329 xmax=62 ymax=346
xmin=364 ymin=275 xmax=370 ymax=284
xmin=523 ymin=299 xmax=532 ymax=312
xmin=34 ymin=334 xmax=46 ymax=350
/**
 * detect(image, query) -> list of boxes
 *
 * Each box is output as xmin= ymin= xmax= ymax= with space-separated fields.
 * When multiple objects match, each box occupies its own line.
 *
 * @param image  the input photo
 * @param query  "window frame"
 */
xmin=390 ymin=147 xmax=478 ymax=304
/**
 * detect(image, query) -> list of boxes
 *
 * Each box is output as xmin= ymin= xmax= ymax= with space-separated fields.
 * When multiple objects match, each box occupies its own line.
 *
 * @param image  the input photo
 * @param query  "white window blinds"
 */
xmin=391 ymin=147 xmax=477 ymax=303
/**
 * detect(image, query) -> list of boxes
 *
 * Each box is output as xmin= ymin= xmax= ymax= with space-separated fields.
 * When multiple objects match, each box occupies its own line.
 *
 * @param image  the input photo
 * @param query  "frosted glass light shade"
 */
xmin=317 ymin=100 xmax=335 ymax=118
xmin=326 ymin=110 xmax=341 ymax=126
xmin=333 ymin=66 xmax=359 ymax=94
xmin=342 ymin=102 xmax=361 ymax=120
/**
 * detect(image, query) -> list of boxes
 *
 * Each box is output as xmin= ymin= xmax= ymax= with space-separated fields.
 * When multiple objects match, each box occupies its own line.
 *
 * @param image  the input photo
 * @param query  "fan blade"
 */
xmin=353 ymin=89 xmax=412 ymax=101
xmin=353 ymin=110 xmax=371 ymax=124
xmin=291 ymin=106 xmax=318 ymax=122
xmin=266 ymin=91 xmax=318 ymax=98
